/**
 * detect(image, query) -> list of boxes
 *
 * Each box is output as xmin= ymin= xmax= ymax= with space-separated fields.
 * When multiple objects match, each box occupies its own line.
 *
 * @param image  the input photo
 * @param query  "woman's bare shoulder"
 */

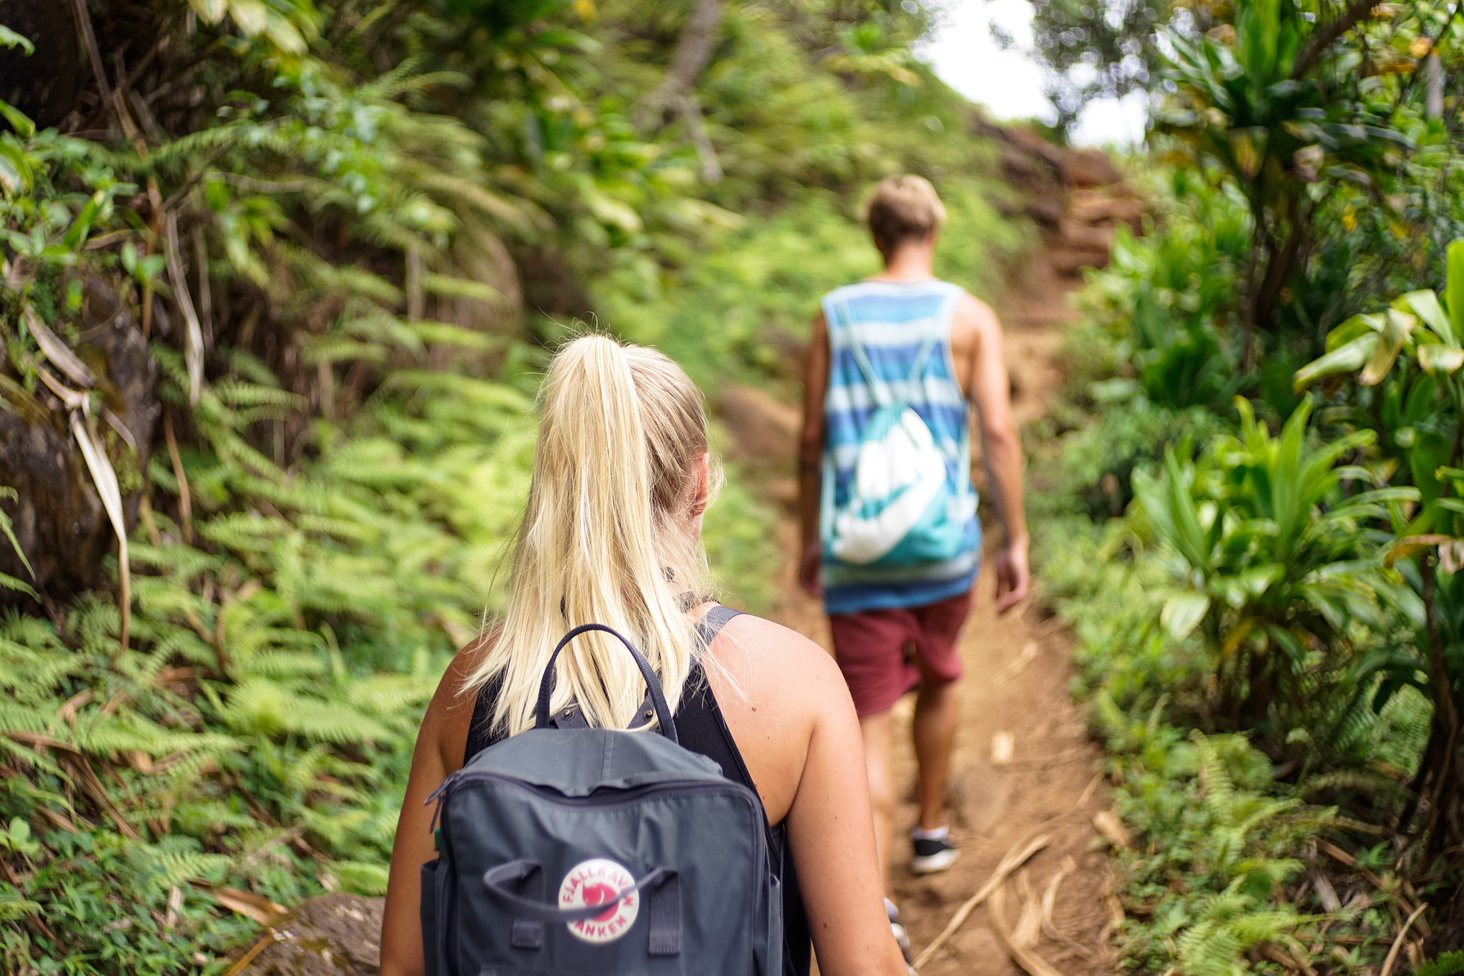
xmin=423 ymin=631 xmax=498 ymax=772
xmin=713 ymin=613 xmax=849 ymax=716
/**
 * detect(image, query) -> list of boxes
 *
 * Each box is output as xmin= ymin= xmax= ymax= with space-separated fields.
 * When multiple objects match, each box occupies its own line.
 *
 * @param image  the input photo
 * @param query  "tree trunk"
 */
xmin=1420 ymin=557 xmax=1463 ymax=860
xmin=1244 ymin=194 xmax=1309 ymax=359
xmin=0 ymin=0 xmax=83 ymax=127
xmin=1291 ymin=0 xmax=1386 ymax=80
xmin=636 ymin=0 xmax=723 ymax=132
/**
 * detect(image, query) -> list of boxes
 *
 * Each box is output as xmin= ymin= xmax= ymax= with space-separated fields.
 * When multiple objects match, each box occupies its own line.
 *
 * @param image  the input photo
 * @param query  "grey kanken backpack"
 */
xmin=421 ymin=623 xmax=785 ymax=975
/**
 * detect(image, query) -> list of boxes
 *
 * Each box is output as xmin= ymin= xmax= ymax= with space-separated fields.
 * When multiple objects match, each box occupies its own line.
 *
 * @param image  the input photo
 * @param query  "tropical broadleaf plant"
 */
xmin=1159 ymin=0 xmax=1416 ymax=354
xmin=1297 ymin=238 xmax=1464 ymax=859
xmin=1129 ymin=396 xmax=1412 ymax=753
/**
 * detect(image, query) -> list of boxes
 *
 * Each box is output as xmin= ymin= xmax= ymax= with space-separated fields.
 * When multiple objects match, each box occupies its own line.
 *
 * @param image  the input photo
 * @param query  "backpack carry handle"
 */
xmin=483 ymin=860 xmax=683 ymax=956
xmin=535 ymin=624 xmax=679 ymax=744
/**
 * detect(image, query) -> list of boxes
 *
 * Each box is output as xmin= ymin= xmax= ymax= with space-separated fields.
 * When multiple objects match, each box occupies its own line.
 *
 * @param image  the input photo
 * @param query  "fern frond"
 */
xmin=327 ymin=859 xmax=390 ymax=895
xmin=0 ymin=894 xmax=43 ymax=922
xmin=129 ymin=842 xmax=232 ymax=890
xmin=0 ymin=572 xmax=38 ymax=599
xmin=171 ymin=799 xmax=261 ymax=837
xmin=0 ymin=702 xmax=55 ymax=734
xmin=237 ymin=649 xmax=329 ymax=679
xmin=1192 ymin=732 xmax=1237 ymax=812
xmin=200 ymin=514 xmax=297 ymax=553
xmin=1418 ymin=950 xmax=1464 ymax=976
xmin=346 ymin=674 xmax=435 ymax=714
xmin=220 ymin=681 xmax=392 ymax=744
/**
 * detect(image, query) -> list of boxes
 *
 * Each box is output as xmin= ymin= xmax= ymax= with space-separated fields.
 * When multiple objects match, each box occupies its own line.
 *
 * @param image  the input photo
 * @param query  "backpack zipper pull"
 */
xmin=424 ymin=773 xmax=456 ymax=834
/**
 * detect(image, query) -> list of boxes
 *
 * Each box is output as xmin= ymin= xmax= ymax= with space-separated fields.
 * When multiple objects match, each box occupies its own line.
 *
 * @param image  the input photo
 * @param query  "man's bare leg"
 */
xmin=859 ymin=710 xmax=896 ymax=891
xmin=913 ymin=676 xmax=959 ymax=831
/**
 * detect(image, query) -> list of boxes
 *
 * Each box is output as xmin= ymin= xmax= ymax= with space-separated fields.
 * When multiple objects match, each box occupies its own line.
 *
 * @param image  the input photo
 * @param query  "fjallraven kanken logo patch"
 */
xmin=559 ymin=858 xmax=638 ymax=943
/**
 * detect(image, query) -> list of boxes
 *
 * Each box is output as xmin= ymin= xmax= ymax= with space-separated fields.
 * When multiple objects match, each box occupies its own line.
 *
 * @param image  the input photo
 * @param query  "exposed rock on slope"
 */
xmin=973 ymin=116 xmax=1143 ymax=278
xmin=0 ymin=276 xmax=158 ymax=608
xmin=239 ymin=894 xmax=382 ymax=976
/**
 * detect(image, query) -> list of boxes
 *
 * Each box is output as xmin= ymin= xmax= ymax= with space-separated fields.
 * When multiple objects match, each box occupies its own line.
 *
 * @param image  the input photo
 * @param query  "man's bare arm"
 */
xmin=797 ymin=312 xmax=830 ymax=595
xmin=963 ymin=297 xmax=1029 ymax=612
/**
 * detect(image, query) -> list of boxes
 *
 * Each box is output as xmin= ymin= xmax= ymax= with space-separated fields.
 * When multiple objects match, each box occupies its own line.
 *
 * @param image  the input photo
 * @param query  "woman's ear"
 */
xmin=690 ymin=452 xmax=711 ymax=518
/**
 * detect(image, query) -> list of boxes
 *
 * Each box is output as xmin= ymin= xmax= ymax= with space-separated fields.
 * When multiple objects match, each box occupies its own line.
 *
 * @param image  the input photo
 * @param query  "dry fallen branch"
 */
xmin=911 ymin=833 xmax=1051 ymax=970
xmin=1012 ymin=870 xmax=1042 ymax=947
xmin=1092 ymin=810 xmax=1131 ymax=850
xmin=992 ymin=640 xmax=1040 ymax=688
xmin=912 ymin=772 xmax=1106 ymax=968
xmin=222 ymin=931 xmax=281 ymax=976
xmin=1040 ymin=856 xmax=1077 ymax=941
xmin=70 ymin=411 xmax=131 ymax=652
xmin=22 ymin=305 xmax=96 ymax=386
xmin=164 ymin=212 xmax=205 ymax=406
xmin=1378 ymin=903 xmax=1428 ymax=976
xmin=1317 ymin=840 xmax=1415 ymax=915
xmin=163 ymin=414 xmax=193 ymax=544
xmin=210 ymin=886 xmax=289 ymax=926
xmin=1260 ymin=943 xmax=1317 ymax=976
xmin=990 ymin=884 xmax=1066 ymax=976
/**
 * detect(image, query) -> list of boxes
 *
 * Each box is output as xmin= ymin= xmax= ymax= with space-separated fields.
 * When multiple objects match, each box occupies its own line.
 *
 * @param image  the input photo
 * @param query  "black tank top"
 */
xmin=461 ymin=606 xmax=812 ymax=976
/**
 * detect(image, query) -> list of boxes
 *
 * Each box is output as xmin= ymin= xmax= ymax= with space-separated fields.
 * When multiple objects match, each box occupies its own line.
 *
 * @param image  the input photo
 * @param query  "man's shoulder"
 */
xmin=819 ymin=282 xmax=864 ymax=304
xmin=950 ymin=291 xmax=999 ymax=337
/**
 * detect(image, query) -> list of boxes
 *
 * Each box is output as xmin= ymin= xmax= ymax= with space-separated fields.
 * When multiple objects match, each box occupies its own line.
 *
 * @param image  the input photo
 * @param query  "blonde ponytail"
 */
xmin=465 ymin=335 xmax=716 ymax=735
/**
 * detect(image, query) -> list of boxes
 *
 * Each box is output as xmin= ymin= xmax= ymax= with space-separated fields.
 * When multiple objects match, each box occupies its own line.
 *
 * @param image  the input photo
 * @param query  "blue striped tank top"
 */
xmin=819 ymin=280 xmax=980 ymax=615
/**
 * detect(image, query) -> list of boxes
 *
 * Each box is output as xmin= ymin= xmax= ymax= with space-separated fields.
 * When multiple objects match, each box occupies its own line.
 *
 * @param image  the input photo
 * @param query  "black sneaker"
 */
xmin=910 ymin=829 xmax=959 ymax=875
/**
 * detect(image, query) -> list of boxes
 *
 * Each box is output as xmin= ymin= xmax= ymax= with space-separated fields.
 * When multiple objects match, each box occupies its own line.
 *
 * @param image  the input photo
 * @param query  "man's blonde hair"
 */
xmin=864 ymin=175 xmax=947 ymax=255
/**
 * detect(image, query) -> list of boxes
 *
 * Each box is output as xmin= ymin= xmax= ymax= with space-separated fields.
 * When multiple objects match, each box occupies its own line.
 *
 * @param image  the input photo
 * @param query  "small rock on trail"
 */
xmin=238 ymin=893 xmax=382 ymax=976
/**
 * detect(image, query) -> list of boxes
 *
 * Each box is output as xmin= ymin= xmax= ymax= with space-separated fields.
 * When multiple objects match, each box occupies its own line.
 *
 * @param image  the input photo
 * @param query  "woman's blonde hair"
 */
xmin=864 ymin=174 xmax=947 ymax=255
xmin=465 ymin=334 xmax=716 ymax=735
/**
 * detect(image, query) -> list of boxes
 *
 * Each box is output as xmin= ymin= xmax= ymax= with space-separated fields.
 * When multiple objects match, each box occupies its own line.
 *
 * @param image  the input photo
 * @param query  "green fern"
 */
xmin=1418 ymin=950 xmax=1464 ymax=976
xmin=327 ymin=859 xmax=391 ymax=895
xmin=1192 ymin=732 xmax=1239 ymax=813
xmin=0 ymin=893 xmax=44 ymax=922
xmin=1176 ymin=884 xmax=1306 ymax=976
xmin=0 ymin=702 xmax=54 ymax=735
xmin=219 ymin=680 xmax=393 ymax=743
xmin=129 ymin=840 xmax=233 ymax=890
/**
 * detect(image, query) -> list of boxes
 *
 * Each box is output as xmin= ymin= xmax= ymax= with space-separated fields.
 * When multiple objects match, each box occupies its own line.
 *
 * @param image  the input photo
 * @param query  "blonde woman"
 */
xmin=380 ymin=335 xmax=908 ymax=976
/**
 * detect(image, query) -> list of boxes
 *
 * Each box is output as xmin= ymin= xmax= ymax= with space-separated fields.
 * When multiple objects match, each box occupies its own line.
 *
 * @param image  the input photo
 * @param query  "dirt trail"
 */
xmin=766 ymin=224 xmax=1123 ymax=976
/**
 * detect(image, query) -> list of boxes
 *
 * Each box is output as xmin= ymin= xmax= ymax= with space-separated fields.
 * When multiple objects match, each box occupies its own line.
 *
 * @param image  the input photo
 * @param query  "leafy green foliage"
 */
xmin=1079 ymin=169 xmax=1251 ymax=410
xmin=1024 ymin=0 xmax=1179 ymax=133
xmin=1297 ymin=239 xmax=1464 ymax=861
xmin=1036 ymin=1 xmax=1464 ymax=961
xmin=0 ymin=0 xmax=1023 ymax=970
xmin=1419 ymin=951 xmax=1464 ymax=976
xmin=1127 ymin=397 xmax=1410 ymax=753
xmin=1156 ymin=0 xmax=1464 ymax=359
xmin=0 ymin=353 xmax=535 ymax=969
xmin=1040 ymin=509 xmax=1411 ymax=975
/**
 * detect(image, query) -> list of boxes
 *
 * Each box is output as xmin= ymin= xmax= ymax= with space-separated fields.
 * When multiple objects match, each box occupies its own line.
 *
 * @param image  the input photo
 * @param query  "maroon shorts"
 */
xmin=828 ymin=589 xmax=972 ymax=717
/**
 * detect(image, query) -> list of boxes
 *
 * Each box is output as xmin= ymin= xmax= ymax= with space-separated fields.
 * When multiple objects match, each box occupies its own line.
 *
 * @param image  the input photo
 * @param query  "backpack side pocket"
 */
xmin=421 ymin=856 xmax=454 ymax=976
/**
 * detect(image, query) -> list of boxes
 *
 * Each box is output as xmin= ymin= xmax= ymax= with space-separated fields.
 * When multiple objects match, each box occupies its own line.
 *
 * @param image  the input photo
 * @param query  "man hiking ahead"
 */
xmin=797 ymin=174 xmax=1030 ymax=947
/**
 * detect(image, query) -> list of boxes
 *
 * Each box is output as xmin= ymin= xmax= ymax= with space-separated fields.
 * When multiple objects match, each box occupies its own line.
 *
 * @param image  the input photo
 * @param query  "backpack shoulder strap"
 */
xmin=833 ymin=290 xmax=949 ymax=413
xmin=899 ymin=329 xmax=942 ymax=401
xmin=829 ymin=295 xmax=893 ymax=409
xmin=550 ymin=606 xmax=742 ymax=732
xmin=696 ymin=604 xmax=743 ymax=647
